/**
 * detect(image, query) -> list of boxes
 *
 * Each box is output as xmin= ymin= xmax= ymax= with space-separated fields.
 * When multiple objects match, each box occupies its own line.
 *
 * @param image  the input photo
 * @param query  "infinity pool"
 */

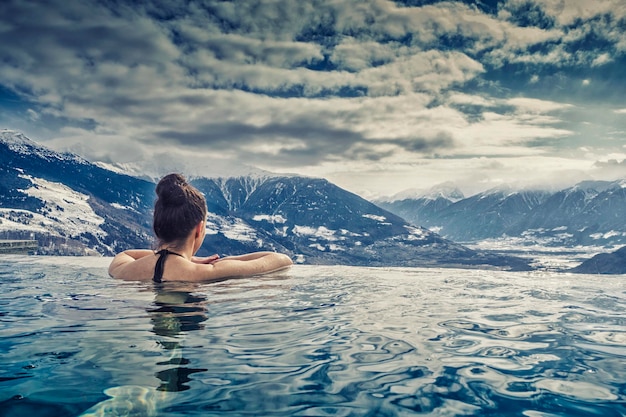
xmin=0 ymin=256 xmax=624 ymax=416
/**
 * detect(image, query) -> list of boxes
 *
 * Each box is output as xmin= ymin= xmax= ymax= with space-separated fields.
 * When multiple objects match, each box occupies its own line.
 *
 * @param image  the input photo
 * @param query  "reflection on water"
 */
xmin=149 ymin=284 xmax=209 ymax=392
xmin=0 ymin=258 xmax=624 ymax=417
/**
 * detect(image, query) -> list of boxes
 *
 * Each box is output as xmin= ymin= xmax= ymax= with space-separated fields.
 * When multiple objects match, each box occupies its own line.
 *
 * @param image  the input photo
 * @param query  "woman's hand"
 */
xmin=191 ymin=254 xmax=220 ymax=264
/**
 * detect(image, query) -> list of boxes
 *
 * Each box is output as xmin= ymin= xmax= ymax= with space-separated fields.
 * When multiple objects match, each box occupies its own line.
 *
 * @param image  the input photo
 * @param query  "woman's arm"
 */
xmin=197 ymin=252 xmax=293 ymax=281
xmin=193 ymin=251 xmax=287 ymax=266
xmin=217 ymin=251 xmax=285 ymax=262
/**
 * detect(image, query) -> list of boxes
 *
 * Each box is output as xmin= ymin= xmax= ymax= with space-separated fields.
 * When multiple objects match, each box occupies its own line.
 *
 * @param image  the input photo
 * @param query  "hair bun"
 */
xmin=156 ymin=173 xmax=187 ymax=206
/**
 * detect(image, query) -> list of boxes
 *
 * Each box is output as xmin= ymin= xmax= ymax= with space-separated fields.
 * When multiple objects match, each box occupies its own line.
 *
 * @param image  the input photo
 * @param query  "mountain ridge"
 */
xmin=379 ymin=181 xmax=626 ymax=248
xmin=0 ymin=129 xmax=531 ymax=270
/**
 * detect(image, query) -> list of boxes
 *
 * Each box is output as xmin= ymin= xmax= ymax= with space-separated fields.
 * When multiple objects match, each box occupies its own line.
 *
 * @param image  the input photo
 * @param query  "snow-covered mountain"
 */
xmin=0 ymin=129 xmax=156 ymax=255
xmin=381 ymin=181 xmax=626 ymax=247
xmin=376 ymin=182 xmax=465 ymax=233
xmin=0 ymin=129 xmax=530 ymax=269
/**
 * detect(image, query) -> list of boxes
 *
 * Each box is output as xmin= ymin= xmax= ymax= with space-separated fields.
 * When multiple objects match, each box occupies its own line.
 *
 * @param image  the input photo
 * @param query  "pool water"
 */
xmin=0 ymin=256 xmax=624 ymax=416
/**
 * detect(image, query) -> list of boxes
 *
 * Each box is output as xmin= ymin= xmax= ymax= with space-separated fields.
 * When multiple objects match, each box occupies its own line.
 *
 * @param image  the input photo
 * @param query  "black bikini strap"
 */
xmin=153 ymin=249 xmax=183 ymax=283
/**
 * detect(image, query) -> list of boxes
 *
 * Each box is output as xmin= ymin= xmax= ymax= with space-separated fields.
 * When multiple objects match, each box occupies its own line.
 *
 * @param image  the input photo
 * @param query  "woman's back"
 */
xmin=109 ymin=249 xmax=292 ymax=282
xmin=108 ymin=174 xmax=292 ymax=282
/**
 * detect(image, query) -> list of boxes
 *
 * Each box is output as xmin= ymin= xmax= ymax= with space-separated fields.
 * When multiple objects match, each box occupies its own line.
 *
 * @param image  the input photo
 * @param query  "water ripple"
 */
xmin=0 ymin=261 xmax=624 ymax=416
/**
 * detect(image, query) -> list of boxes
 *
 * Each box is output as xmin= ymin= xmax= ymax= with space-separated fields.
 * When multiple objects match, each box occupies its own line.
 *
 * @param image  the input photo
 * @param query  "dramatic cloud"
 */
xmin=1 ymin=0 xmax=625 ymax=197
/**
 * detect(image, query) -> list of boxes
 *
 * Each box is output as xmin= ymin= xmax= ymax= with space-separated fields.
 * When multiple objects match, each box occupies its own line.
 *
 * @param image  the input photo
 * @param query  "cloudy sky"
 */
xmin=1 ymin=0 xmax=625 ymax=198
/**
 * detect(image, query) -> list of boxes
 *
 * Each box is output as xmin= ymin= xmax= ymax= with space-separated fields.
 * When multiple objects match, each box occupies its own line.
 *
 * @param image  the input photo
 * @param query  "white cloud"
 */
xmin=506 ymin=97 xmax=574 ymax=113
xmin=446 ymin=111 xmax=572 ymax=154
xmin=0 ymin=0 xmax=624 ymax=199
xmin=26 ymin=109 xmax=39 ymax=121
xmin=592 ymin=53 xmax=613 ymax=67
xmin=331 ymin=39 xmax=396 ymax=72
xmin=535 ymin=0 xmax=626 ymax=26
xmin=448 ymin=93 xmax=495 ymax=107
xmin=189 ymin=33 xmax=324 ymax=68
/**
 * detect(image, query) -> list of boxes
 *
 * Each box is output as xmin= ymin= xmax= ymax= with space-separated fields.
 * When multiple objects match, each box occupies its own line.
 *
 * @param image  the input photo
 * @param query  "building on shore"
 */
xmin=0 ymin=240 xmax=38 ymax=255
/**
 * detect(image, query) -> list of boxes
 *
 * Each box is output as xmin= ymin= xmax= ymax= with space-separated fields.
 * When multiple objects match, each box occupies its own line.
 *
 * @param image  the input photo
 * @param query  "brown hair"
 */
xmin=153 ymin=173 xmax=207 ymax=248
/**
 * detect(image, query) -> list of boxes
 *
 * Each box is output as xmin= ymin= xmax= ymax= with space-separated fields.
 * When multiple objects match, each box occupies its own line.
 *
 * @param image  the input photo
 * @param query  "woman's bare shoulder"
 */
xmin=109 ymin=251 xmax=156 ymax=280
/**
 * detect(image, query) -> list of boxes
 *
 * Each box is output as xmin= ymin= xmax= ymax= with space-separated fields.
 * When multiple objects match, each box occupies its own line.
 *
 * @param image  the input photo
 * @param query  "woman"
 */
xmin=108 ymin=173 xmax=293 ymax=282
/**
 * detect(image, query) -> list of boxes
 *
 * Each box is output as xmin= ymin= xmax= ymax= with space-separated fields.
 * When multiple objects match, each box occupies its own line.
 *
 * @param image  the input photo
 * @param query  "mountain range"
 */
xmin=0 ymin=129 xmax=531 ymax=270
xmin=377 ymin=181 xmax=626 ymax=248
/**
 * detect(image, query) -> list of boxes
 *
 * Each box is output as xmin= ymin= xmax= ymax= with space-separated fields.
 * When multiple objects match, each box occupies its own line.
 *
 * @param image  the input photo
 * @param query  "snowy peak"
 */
xmin=0 ymin=129 xmax=87 ymax=165
xmin=571 ymin=180 xmax=613 ymax=193
xmin=423 ymin=182 xmax=465 ymax=202
xmin=0 ymin=129 xmax=38 ymax=151
xmin=214 ymin=175 xmax=271 ymax=211
xmin=94 ymin=152 xmax=279 ymax=185
xmin=382 ymin=181 xmax=464 ymax=203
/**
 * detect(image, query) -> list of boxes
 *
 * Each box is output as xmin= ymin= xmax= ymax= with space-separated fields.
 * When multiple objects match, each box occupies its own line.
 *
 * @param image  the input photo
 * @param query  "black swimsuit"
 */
xmin=153 ymin=249 xmax=184 ymax=283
